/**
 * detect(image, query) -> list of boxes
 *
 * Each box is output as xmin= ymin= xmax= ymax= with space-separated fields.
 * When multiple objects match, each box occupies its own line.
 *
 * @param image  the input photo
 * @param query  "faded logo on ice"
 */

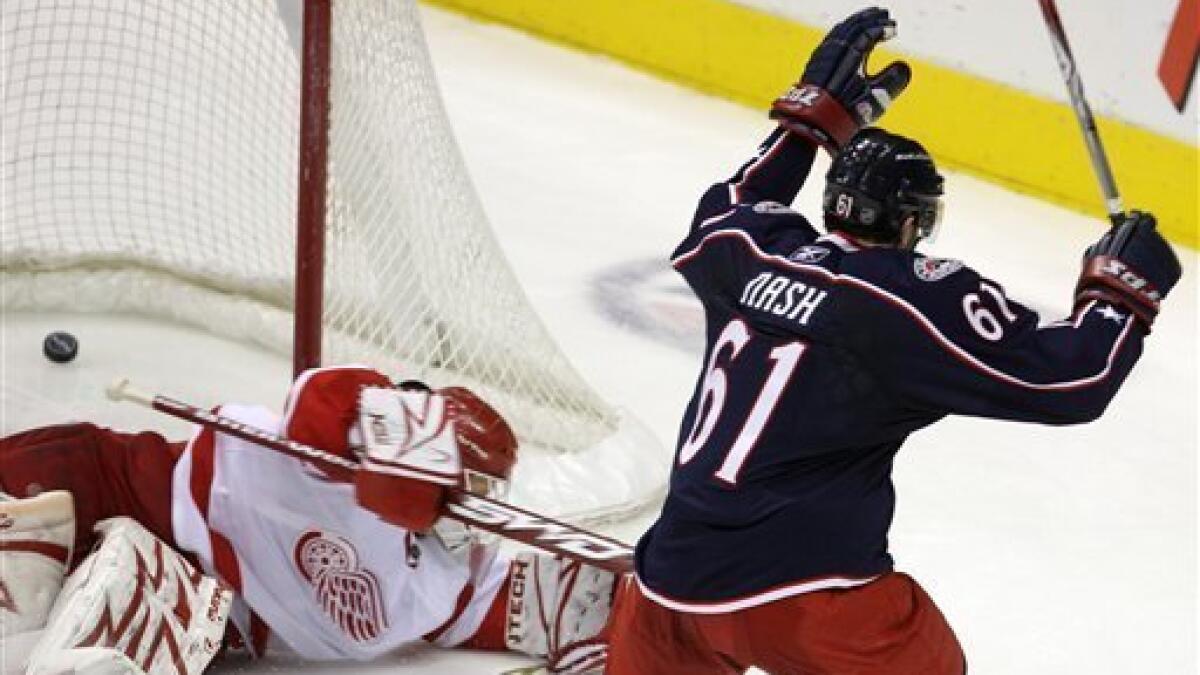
xmin=591 ymin=258 xmax=704 ymax=355
xmin=294 ymin=530 xmax=387 ymax=642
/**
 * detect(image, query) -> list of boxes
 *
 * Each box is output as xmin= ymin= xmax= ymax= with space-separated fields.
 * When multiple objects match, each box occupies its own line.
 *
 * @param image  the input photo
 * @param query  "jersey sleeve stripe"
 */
xmin=698 ymin=207 xmax=738 ymax=229
xmin=729 ymin=131 xmax=791 ymax=204
xmin=1041 ymin=299 xmax=1096 ymax=330
xmin=174 ymin=416 xmax=265 ymax=652
xmin=671 ymin=228 xmax=1136 ymax=392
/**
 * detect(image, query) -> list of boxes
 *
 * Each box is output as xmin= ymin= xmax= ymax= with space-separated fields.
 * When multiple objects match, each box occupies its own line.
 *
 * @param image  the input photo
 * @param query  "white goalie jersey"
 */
xmin=170 ymin=376 xmax=509 ymax=661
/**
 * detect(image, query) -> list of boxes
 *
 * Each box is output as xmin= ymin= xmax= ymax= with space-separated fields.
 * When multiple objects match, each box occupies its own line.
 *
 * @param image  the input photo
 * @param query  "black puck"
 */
xmin=43 ymin=331 xmax=78 ymax=363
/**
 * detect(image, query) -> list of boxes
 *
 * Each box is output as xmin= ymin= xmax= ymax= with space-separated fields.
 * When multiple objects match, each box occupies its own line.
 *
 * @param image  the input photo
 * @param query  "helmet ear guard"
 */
xmin=898 ymin=190 xmax=944 ymax=244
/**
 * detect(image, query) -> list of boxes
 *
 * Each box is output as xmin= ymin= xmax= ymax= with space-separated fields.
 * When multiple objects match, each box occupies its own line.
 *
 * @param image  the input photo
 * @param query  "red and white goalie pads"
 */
xmin=505 ymin=552 xmax=619 ymax=674
xmin=354 ymin=385 xmax=464 ymax=532
xmin=23 ymin=518 xmax=232 ymax=675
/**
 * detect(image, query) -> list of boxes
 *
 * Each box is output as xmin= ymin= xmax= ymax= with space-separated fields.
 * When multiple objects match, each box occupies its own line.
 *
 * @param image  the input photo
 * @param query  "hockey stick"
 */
xmin=105 ymin=378 xmax=634 ymax=574
xmin=1037 ymin=0 xmax=1125 ymax=229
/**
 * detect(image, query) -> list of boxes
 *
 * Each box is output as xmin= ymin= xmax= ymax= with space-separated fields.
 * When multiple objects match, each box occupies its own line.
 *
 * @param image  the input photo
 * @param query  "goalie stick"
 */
xmin=1037 ymin=0 xmax=1125 ymax=229
xmin=105 ymin=378 xmax=634 ymax=575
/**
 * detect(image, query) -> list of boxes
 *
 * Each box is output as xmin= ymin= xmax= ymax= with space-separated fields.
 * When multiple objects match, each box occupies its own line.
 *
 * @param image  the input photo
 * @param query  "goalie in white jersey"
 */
xmin=0 ymin=366 xmax=617 ymax=674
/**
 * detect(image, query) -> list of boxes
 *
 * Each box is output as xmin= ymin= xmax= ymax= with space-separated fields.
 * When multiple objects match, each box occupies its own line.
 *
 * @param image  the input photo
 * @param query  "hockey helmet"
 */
xmin=440 ymin=386 xmax=518 ymax=500
xmin=823 ymin=128 xmax=944 ymax=246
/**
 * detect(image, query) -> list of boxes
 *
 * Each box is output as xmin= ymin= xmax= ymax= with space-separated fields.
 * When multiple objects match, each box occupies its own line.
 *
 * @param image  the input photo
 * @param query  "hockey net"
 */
xmin=1 ymin=0 xmax=667 ymax=522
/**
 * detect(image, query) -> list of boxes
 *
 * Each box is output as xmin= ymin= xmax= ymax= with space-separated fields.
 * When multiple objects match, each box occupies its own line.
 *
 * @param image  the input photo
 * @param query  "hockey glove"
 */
xmin=770 ymin=7 xmax=911 ymax=152
xmin=355 ymin=386 xmax=463 ymax=531
xmin=1075 ymin=210 xmax=1181 ymax=331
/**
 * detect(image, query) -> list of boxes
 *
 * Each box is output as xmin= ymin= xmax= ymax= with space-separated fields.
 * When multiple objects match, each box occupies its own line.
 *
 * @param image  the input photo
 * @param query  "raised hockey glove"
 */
xmin=770 ymin=7 xmax=911 ymax=152
xmin=1075 ymin=210 xmax=1181 ymax=331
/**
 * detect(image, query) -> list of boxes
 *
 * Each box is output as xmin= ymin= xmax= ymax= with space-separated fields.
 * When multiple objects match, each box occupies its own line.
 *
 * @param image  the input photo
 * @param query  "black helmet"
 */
xmin=823 ymin=128 xmax=944 ymax=246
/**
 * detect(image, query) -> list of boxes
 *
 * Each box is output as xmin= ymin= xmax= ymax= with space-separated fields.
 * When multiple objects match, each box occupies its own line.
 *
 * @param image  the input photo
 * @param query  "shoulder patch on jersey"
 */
xmin=913 ymin=257 xmax=964 ymax=282
xmin=752 ymin=201 xmax=799 ymax=216
xmin=788 ymin=245 xmax=830 ymax=264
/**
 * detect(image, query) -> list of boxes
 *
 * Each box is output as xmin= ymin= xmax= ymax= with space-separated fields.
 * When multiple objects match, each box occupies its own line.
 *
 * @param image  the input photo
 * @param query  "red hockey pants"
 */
xmin=0 ymin=423 xmax=182 ymax=568
xmin=606 ymin=572 xmax=966 ymax=675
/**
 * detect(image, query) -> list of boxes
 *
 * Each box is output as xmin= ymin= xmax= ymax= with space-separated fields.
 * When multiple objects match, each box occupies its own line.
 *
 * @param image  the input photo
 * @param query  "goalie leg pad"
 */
xmin=24 ymin=518 xmax=233 ymax=675
xmin=505 ymin=552 xmax=618 ymax=674
xmin=0 ymin=490 xmax=76 ymax=638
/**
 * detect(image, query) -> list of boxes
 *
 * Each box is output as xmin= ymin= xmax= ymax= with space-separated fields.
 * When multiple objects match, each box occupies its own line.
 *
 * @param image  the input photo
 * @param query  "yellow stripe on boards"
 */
xmin=425 ymin=0 xmax=1198 ymax=247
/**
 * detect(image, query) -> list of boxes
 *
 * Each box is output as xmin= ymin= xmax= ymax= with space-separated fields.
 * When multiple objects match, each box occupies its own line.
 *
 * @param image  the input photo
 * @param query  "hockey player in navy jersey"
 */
xmin=606 ymin=7 xmax=1182 ymax=675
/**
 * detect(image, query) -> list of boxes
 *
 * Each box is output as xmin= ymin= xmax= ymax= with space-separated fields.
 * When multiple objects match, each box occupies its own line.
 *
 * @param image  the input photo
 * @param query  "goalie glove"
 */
xmin=770 ymin=7 xmax=910 ymax=152
xmin=354 ymin=386 xmax=463 ymax=532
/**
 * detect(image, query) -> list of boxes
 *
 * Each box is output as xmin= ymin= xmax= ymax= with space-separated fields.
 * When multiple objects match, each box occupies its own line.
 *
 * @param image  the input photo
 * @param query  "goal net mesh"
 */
xmin=2 ymin=0 xmax=666 ymax=522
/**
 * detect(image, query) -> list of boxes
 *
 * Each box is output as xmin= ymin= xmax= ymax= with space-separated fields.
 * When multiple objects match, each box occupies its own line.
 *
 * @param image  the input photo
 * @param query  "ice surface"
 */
xmin=2 ymin=4 xmax=1195 ymax=674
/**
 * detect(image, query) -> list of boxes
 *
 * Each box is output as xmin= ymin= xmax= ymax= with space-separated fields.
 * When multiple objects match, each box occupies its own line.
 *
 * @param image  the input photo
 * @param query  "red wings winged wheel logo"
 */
xmin=294 ymin=530 xmax=388 ymax=642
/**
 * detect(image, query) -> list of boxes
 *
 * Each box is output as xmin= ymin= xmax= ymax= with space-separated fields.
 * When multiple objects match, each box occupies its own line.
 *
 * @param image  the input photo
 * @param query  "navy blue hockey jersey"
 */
xmin=633 ymin=128 xmax=1145 ymax=613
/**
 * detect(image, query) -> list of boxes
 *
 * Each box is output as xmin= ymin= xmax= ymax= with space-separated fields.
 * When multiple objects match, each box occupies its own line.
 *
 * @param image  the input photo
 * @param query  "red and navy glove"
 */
xmin=1075 ymin=210 xmax=1181 ymax=331
xmin=770 ymin=7 xmax=911 ymax=152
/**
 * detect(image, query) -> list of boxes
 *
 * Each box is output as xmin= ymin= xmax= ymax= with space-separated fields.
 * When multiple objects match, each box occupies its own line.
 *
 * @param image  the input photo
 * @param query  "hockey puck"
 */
xmin=43 ymin=331 xmax=79 ymax=363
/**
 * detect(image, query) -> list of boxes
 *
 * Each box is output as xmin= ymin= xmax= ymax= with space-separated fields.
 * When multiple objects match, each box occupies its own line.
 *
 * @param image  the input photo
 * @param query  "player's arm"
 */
xmin=846 ymin=215 xmax=1180 ymax=424
xmin=855 ymin=281 xmax=1141 ymax=424
xmin=689 ymin=127 xmax=817 ymax=229
xmin=692 ymin=7 xmax=910 ymax=229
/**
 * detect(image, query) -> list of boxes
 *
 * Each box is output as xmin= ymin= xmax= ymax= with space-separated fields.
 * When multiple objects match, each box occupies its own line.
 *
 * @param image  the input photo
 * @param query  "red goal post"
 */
xmin=1 ymin=0 xmax=668 ymax=523
xmin=294 ymin=0 xmax=334 ymax=377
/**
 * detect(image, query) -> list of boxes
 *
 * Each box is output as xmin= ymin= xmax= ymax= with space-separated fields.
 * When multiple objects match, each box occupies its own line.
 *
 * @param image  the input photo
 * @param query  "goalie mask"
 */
xmin=440 ymin=386 xmax=518 ymax=500
xmin=823 ymin=127 xmax=944 ymax=247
